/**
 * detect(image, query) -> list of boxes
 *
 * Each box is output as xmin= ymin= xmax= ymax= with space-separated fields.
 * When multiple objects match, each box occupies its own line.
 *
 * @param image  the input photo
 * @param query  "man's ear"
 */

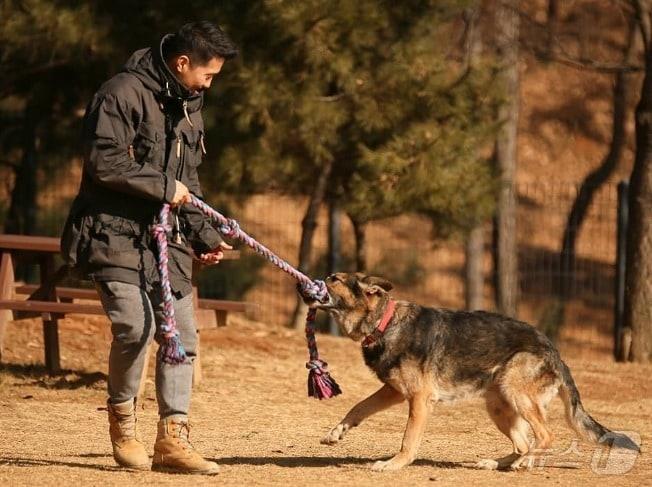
xmin=175 ymin=55 xmax=191 ymax=73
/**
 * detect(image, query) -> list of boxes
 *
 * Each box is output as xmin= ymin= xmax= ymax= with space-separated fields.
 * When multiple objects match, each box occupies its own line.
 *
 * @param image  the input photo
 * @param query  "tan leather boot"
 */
xmin=107 ymin=399 xmax=149 ymax=470
xmin=152 ymin=417 xmax=219 ymax=474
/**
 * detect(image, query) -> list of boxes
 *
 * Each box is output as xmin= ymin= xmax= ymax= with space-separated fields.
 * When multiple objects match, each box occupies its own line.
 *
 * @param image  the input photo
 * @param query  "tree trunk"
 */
xmin=493 ymin=0 xmax=520 ymax=317
xmin=463 ymin=6 xmax=485 ymax=312
xmin=546 ymin=0 xmax=560 ymax=60
xmin=465 ymin=225 xmax=485 ymax=310
xmin=615 ymin=181 xmax=630 ymax=361
xmin=327 ymin=202 xmax=342 ymax=335
xmin=327 ymin=202 xmax=342 ymax=275
xmin=290 ymin=160 xmax=333 ymax=329
xmin=558 ymin=19 xmax=636 ymax=301
xmin=350 ymin=215 xmax=368 ymax=273
xmin=5 ymin=101 xmax=39 ymax=235
xmin=624 ymin=5 xmax=652 ymax=362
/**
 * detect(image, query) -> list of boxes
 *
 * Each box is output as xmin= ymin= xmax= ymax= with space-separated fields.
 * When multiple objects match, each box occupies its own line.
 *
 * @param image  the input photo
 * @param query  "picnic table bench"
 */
xmin=0 ymin=234 xmax=257 ymax=386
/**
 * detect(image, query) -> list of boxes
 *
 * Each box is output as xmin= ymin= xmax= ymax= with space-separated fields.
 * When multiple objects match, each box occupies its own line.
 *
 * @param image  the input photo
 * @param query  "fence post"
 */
xmin=614 ymin=180 xmax=629 ymax=360
xmin=327 ymin=202 xmax=341 ymax=336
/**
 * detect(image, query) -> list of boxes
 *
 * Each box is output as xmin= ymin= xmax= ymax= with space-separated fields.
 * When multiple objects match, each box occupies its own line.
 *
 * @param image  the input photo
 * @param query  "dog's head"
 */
xmin=303 ymin=272 xmax=394 ymax=341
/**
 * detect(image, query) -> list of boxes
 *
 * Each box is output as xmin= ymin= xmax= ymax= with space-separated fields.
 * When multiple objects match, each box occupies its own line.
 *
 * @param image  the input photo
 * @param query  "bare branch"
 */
xmin=462 ymin=7 xmax=482 ymax=70
xmin=633 ymin=0 xmax=652 ymax=48
xmin=529 ymin=45 xmax=642 ymax=73
xmin=445 ymin=7 xmax=483 ymax=91
xmin=510 ymin=2 xmax=643 ymax=74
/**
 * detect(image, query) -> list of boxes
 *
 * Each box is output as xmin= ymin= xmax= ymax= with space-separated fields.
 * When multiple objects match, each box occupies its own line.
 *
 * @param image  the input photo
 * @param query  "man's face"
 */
xmin=171 ymin=55 xmax=225 ymax=93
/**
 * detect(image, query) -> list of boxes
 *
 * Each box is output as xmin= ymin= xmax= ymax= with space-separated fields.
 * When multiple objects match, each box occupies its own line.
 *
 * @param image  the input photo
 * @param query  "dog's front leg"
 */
xmin=321 ymin=384 xmax=404 ymax=445
xmin=372 ymin=391 xmax=431 ymax=472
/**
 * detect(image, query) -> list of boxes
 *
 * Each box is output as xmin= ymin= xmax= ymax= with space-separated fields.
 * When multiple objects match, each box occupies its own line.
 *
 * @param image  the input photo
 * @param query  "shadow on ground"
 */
xmin=0 ymin=363 xmax=106 ymax=390
xmin=212 ymin=455 xmax=466 ymax=469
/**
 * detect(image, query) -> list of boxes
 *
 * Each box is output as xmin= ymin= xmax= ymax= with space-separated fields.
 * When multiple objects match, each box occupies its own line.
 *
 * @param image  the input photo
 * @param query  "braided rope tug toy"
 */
xmin=152 ymin=196 xmax=342 ymax=400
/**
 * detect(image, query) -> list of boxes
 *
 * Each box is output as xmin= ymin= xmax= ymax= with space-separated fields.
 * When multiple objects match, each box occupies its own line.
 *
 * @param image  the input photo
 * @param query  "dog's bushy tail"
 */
xmin=558 ymin=360 xmax=608 ymax=442
xmin=557 ymin=359 xmax=639 ymax=451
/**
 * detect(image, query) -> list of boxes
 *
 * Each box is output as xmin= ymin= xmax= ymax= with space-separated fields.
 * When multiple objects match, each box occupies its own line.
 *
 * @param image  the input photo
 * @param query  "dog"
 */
xmin=303 ymin=272 xmax=640 ymax=471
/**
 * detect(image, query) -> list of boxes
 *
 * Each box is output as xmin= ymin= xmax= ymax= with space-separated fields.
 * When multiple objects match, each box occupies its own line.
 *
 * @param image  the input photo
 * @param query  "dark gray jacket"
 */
xmin=61 ymin=35 xmax=223 ymax=296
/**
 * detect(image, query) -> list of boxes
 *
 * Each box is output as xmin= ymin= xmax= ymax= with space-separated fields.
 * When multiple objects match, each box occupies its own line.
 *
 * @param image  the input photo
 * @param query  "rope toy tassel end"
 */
xmin=306 ymin=359 xmax=342 ymax=399
xmin=159 ymin=333 xmax=187 ymax=365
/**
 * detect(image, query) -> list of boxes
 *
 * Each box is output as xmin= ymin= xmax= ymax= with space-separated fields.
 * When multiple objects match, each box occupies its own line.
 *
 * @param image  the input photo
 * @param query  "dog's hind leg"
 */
xmin=498 ymin=354 xmax=558 ymax=470
xmin=476 ymin=388 xmax=531 ymax=471
xmin=371 ymin=389 xmax=431 ymax=472
xmin=321 ymin=384 xmax=404 ymax=446
xmin=507 ymin=394 xmax=555 ymax=470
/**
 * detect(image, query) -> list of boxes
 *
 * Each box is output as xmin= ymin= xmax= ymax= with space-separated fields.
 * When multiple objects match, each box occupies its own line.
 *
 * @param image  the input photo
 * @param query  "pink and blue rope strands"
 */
xmin=152 ymin=196 xmax=341 ymax=399
xmin=190 ymin=195 xmax=341 ymax=399
xmin=305 ymin=307 xmax=342 ymax=399
xmin=152 ymin=204 xmax=187 ymax=364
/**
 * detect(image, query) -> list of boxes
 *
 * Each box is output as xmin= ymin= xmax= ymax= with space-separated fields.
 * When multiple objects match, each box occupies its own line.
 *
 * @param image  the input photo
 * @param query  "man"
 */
xmin=61 ymin=21 xmax=238 ymax=474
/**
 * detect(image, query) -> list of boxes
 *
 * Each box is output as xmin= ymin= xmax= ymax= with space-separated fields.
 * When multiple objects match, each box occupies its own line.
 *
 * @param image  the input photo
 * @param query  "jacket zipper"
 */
xmin=171 ymin=99 xmax=193 ymax=245
xmin=172 ymin=136 xmax=183 ymax=245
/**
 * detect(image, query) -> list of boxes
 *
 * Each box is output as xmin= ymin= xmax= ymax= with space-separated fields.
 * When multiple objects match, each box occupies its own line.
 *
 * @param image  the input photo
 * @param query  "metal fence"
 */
xmin=515 ymin=182 xmax=618 ymax=359
xmin=199 ymin=181 xmax=620 ymax=359
xmin=0 ymin=168 xmax=622 ymax=359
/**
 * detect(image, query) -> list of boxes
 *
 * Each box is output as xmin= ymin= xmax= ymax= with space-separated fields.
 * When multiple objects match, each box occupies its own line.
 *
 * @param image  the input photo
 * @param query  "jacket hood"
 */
xmin=122 ymin=34 xmax=203 ymax=113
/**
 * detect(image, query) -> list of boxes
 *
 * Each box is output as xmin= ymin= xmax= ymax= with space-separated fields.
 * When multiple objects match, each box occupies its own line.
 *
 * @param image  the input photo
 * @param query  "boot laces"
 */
xmin=173 ymin=421 xmax=193 ymax=450
xmin=117 ymin=413 xmax=137 ymax=439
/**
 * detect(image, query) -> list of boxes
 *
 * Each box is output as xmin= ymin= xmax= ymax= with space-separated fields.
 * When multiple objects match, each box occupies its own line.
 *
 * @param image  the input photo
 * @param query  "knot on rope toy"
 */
xmin=298 ymin=279 xmax=329 ymax=304
xmin=218 ymin=218 xmax=240 ymax=238
xmin=151 ymin=221 xmax=171 ymax=238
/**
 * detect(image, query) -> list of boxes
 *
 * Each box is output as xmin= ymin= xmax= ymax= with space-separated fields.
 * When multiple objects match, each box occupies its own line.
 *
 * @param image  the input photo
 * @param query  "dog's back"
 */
xmin=363 ymin=305 xmax=557 ymax=392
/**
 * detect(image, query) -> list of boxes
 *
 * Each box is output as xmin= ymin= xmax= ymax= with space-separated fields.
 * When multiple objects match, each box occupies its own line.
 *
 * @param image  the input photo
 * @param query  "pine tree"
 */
xmin=0 ymin=0 xmax=108 ymax=234
xmin=208 ymin=0 xmax=501 ymax=326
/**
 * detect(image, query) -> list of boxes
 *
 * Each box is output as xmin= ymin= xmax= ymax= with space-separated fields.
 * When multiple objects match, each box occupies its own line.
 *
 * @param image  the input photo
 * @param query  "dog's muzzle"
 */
xmin=313 ymin=294 xmax=336 ymax=309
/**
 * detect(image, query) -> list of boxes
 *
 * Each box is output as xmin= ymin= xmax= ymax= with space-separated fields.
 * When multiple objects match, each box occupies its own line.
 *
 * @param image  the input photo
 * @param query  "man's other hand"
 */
xmin=198 ymin=242 xmax=234 ymax=265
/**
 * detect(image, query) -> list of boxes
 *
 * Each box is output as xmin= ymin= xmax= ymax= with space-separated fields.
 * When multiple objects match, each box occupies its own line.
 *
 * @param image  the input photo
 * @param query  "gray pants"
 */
xmin=95 ymin=280 xmax=197 ymax=418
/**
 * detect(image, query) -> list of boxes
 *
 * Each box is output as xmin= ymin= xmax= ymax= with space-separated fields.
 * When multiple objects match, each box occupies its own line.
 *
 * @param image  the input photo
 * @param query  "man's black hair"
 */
xmin=165 ymin=21 xmax=238 ymax=65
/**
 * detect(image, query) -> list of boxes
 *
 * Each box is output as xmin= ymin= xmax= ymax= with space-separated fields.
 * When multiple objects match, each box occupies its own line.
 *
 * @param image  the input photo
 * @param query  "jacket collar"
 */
xmin=123 ymin=35 xmax=203 ymax=113
xmin=155 ymin=34 xmax=196 ymax=101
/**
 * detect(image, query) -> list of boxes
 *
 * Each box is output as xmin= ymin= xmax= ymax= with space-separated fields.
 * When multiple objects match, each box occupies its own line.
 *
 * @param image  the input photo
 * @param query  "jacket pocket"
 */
xmin=87 ymin=214 xmax=142 ymax=271
xmin=181 ymin=128 xmax=204 ymax=168
xmin=167 ymin=241 xmax=194 ymax=281
xmin=132 ymin=122 xmax=164 ymax=169
xmin=60 ymin=197 xmax=93 ymax=274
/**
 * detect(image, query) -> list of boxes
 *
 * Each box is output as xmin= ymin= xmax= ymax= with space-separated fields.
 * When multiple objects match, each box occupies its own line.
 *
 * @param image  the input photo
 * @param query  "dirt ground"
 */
xmin=1 ymin=313 xmax=650 ymax=487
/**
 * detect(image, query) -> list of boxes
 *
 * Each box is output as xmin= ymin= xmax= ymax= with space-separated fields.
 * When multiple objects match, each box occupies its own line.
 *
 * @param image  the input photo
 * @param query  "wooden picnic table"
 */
xmin=0 ymin=233 xmax=246 ymax=376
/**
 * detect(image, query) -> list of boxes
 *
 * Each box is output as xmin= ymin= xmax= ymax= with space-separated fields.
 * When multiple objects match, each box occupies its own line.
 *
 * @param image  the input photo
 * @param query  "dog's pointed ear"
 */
xmin=358 ymin=275 xmax=393 ymax=295
xmin=364 ymin=276 xmax=393 ymax=291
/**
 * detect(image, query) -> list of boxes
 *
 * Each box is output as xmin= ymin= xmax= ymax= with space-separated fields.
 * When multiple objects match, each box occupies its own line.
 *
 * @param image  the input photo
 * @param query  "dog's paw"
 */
xmin=320 ymin=424 xmax=347 ymax=445
xmin=509 ymin=455 xmax=535 ymax=471
xmin=475 ymin=459 xmax=499 ymax=470
xmin=371 ymin=458 xmax=406 ymax=472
